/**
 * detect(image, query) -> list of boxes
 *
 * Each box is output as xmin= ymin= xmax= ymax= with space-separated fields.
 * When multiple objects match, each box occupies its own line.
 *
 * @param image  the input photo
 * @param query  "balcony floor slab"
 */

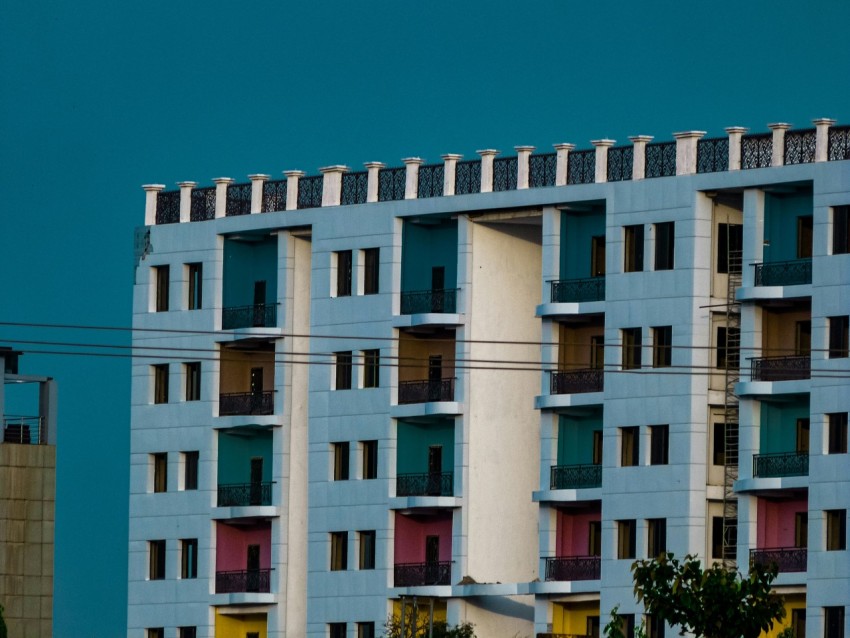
xmin=533 ymin=488 xmax=602 ymax=503
xmin=390 ymin=402 xmax=463 ymax=419
xmin=535 ymin=392 xmax=603 ymax=411
xmin=536 ymin=301 xmax=605 ymax=318
xmin=211 ymin=505 xmax=280 ymax=521
xmin=392 ymin=313 xmax=464 ymax=329
xmin=734 ymin=475 xmax=808 ymax=494
xmin=389 ymin=496 xmax=462 ymax=510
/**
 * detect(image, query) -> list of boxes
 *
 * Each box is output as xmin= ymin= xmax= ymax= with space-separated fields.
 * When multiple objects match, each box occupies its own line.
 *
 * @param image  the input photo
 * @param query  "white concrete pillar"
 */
xmin=364 ymin=162 xmax=384 ymax=203
xmin=768 ymin=123 xmax=792 ymax=167
xmin=320 ymin=165 xmax=349 ymax=207
xmin=213 ymin=177 xmax=233 ymax=218
xmin=403 ymin=157 xmax=424 ymax=199
xmin=725 ymin=127 xmax=748 ymax=170
xmin=673 ymin=131 xmax=706 ymax=175
xmin=553 ymin=143 xmax=574 ymax=186
xmin=515 ymin=146 xmax=535 ymax=189
xmin=628 ymin=136 xmax=653 ymax=180
xmin=177 ymin=181 xmax=196 ymax=223
xmin=813 ymin=118 xmax=836 ymax=162
xmin=477 ymin=149 xmax=499 ymax=193
xmin=591 ymin=139 xmax=616 ymax=183
xmin=142 ymin=184 xmax=165 ymax=226
xmin=284 ymin=170 xmax=304 ymax=211
xmin=248 ymin=174 xmax=269 ymax=214
xmin=441 ymin=154 xmax=463 ymax=196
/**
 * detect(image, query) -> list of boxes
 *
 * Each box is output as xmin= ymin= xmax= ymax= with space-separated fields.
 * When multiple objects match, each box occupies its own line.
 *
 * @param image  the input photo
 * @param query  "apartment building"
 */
xmin=129 ymin=119 xmax=850 ymax=638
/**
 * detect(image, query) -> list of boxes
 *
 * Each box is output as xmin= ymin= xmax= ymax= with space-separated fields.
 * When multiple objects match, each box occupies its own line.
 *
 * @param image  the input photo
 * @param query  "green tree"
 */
xmin=383 ymin=614 xmax=475 ymax=638
xmin=629 ymin=553 xmax=785 ymax=638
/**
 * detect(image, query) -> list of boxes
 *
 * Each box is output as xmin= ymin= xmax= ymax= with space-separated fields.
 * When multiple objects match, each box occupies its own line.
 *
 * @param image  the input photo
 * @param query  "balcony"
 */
xmin=551 ymin=369 xmax=603 ymax=394
xmin=222 ymin=303 xmax=278 ymax=330
xmin=550 ymin=277 xmax=605 ymax=303
xmin=754 ymin=259 xmax=812 ymax=286
xmin=393 ymin=561 xmax=452 ymax=587
xmin=550 ymin=464 xmax=602 ymax=490
xmin=753 ymin=452 xmax=809 ymax=478
xmin=400 ymin=289 xmax=458 ymax=315
xmin=750 ymin=547 xmax=807 ymax=572
xmin=2 ymin=416 xmax=45 ymax=445
xmin=215 ymin=569 xmax=272 ymax=593
xmin=750 ymin=356 xmax=810 ymax=382
xmin=398 ymin=379 xmax=455 ymax=404
xmin=537 ymin=635 xmax=589 ymax=638
xmin=217 ymin=482 xmax=273 ymax=507
xmin=219 ymin=391 xmax=274 ymax=416
xmin=544 ymin=555 xmax=601 ymax=581
xmin=396 ymin=472 xmax=453 ymax=497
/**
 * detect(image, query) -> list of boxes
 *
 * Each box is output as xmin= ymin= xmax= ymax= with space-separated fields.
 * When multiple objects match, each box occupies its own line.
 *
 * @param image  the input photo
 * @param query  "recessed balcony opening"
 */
xmin=400 ymin=217 xmax=459 ymax=315
xmin=393 ymin=511 xmax=452 ymax=587
xmin=551 ymin=413 xmax=603 ymax=489
xmin=751 ymin=301 xmax=811 ymax=382
xmin=542 ymin=601 xmax=600 ymax=638
xmin=217 ymin=429 xmax=274 ymax=507
xmin=222 ymin=235 xmax=279 ymax=329
xmin=545 ymin=504 xmax=602 ymax=581
xmin=219 ymin=342 xmax=275 ymax=416
xmin=751 ymin=495 xmax=808 ymax=573
xmin=551 ymin=205 xmax=606 ymax=303
xmin=397 ymin=331 xmax=456 ymax=404
xmin=753 ymin=396 xmax=810 ymax=478
xmin=396 ymin=419 xmax=454 ymax=497
xmin=215 ymin=521 xmax=272 ymax=593
xmin=551 ymin=317 xmax=604 ymax=395
xmin=754 ymin=189 xmax=813 ymax=286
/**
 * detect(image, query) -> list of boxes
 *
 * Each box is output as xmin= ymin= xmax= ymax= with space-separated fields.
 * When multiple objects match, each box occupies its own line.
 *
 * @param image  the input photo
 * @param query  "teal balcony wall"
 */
xmin=218 ymin=430 xmax=273 ymax=485
xmin=763 ymin=191 xmax=812 ymax=263
xmin=400 ymin=219 xmax=457 ymax=292
xmin=560 ymin=210 xmax=605 ymax=279
xmin=557 ymin=414 xmax=603 ymax=466
xmin=397 ymin=419 xmax=454 ymax=474
xmin=759 ymin=398 xmax=810 ymax=453
xmin=223 ymin=237 xmax=278 ymax=309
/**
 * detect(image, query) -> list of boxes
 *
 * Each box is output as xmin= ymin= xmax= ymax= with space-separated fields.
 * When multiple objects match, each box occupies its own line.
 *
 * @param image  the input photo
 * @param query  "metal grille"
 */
xmin=396 ymin=472 xmax=453 ymax=497
xmin=454 ymin=160 xmax=481 ymax=195
xmin=221 ymin=303 xmax=278 ymax=330
xmin=397 ymin=378 xmax=455 ymax=404
xmin=567 ymin=149 xmax=595 ymax=184
xmin=217 ymin=482 xmax=273 ymax=506
xmin=2 ymin=416 xmax=45 ymax=445
xmin=261 ymin=179 xmax=287 ymax=212
xmin=645 ymin=142 xmax=676 ymax=178
xmin=606 ymin=146 xmax=633 ymax=182
xmin=492 ymin=156 xmax=518 ymax=191
xmin=544 ymin=556 xmax=601 ymax=581
xmin=754 ymin=259 xmax=812 ymax=286
xmin=550 ymin=369 xmax=604 ymax=394
xmin=378 ymin=167 xmax=406 ymax=201
xmin=529 ymin=153 xmax=557 ymax=187
xmin=219 ymin=391 xmax=274 ymax=416
xmin=550 ymin=277 xmax=605 ymax=303
xmin=784 ymin=128 xmax=816 ymax=165
xmin=828 ymin=125 xmax=850 ymax=160
xmin=297 ymin=175 xmax=323 ymax=209
xmin=697 ymin=137 xmax=729 ymax=173
xmin=190 ymin=186 xmax=216 ymax=221
xmin=417 ymin=163 xmax=444 ymax=198
xmin=750 ymin=355 xmax=811 ymax=382
xmin=741 ymin=133 xmax=772 ymax=169
xmin=550 ymin=464 xmax=602 ymax=489
xmin=215 ymin=569 xmax=271 ymax=593
xmin=225 ymin=182 xmax=252 ymax=216
xmin=341 ymin=171 xmax=368 ymax=206
xmin=399 ymin=289 xmax=458 ymax=314
xmin=752 ymin=452 xmax=809 ymax=477
xmin=749 ymin=547 xmax=807 ymax=572
xmin=393 ymin=562 xmax=452 ymax=587
xmin=155 ymin=190 xmax=180 ymax=224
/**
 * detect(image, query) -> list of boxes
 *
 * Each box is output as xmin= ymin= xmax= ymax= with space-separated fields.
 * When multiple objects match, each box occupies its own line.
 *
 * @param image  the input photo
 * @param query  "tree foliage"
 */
xmin=631 ymin=553 xmax=785 ymax=638
xmin=383 ymin=614 xmax=476 ymax=638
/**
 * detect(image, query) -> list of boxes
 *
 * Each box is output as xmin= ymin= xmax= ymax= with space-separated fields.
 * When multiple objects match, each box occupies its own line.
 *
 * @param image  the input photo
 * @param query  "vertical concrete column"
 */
xmin=248 ymin=174 xmax=269 ymax=214
xmin=403 ymin=157 xmax=424 ymax=199
xmin=591 ymin=139 xmax=616 ymax=183
xmin=813 ymin=118 xmax=836 ymax=162
xmin=319 ymin=165 xmax=349 ymax=207
xmin=177 ymin=181 xmax=196 ymax=223
xmin=477 ymin=149 xmax=499 ymax=193
xmin=725 ymin=127 xmax=748 ymax=170
xmin=674 ymin=131 xmax=706 ymax=175
xmin=768 ymin=123 xmax=792 ymax=166
xmin=628 ymin=136 xmax=653 ymax=180
xmin=364 ymin=162 xmax=384 ymax=202
xmin=553 ymin=143 xmax=574 ymax=186
xmin=742 ymin=188 xmax=765 ymax=288
xmin=441 ymin=153 xmax=463 ymax=196
xmin=213 ymin=177 xmax=233 ymax=218
xmin=284 ymin=170 xmax=304 ymax=211
xmin=142 ymin=184 xmax=165 ymax=226
xmin=515 ymin=146 xmax=535 ymax=189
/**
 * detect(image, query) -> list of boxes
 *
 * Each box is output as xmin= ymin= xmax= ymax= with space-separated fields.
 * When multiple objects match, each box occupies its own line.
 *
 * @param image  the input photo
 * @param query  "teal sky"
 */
xmin=2 ymin=1 xmax=850 ymax=635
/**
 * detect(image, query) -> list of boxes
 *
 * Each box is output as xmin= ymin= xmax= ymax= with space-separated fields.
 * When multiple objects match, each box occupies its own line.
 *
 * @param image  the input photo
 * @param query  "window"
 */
xmin=181 ymin=538 xmax=198 ymax=579
xmin=797 ymin=320 xmax=812 ymax=356
xmin=149 ymin=540 xmax=166 ymax=580
xmin=183 ymin=451 xmax=199 ymax=490
xmin=184 ymin=362 xmax=201 ymax=401
xmin=154 ymin=265 xmax=170 ymax=312
xmin=797 ymin=215 xmax=813 ymax=258
xmin=825 ymin=607 xmax=845 ymax=638
xmin=358 ymin=530 xmax=376 ymax=570
xmin=826 ymin=510 xmax=846 ymax=551
xmin=335 ymin=250 xmax=353 ymax=297
xmin=179 ymin=629 xmax=197 ymax=638
xmin=362 ymin=349 xmax=380 ymax=388
xmin=795 ymin=512 xmax=808 ymax=548
xmin=622 ymin=328 xmax=642 ymax=370
xmin=333 ymin=442 xmax=350 ymax=481
xmin=588 ymin=521 xmax=602 ymax=556
xmin=716 ymin=326 xmax=740 ymax=369
xmin=153 ymin=364 xmax=169 ymax=404
xmin=712 ymin=422 xmax=736 ymax=466
xmin=796 ymin=418 xmax=810 ymax=454
xmin=717 ymin=223 xmax=743 ymax=274
xmin=620 ymin=614 xmax=636 ymax=638
xmin=646 ymin=614 xmax=665 ymax=638
xmin=792 ymin=609 xmax=806 ymax=638
xmin=647 ymin=518 xmax=667 ymax=557
xmin=358 ymin=622 xmax=376 ymax=638
xmin=652 ymin=326 xmax=672 ymax=368
xmin=592 ymin=430 xmax=603 ymax=465
xmin=335 ymin=351 xmax=352 ymax=390
xmin=361 ymin=440 xmax=378 ymax=479
xmin=624 ymin=225 xmax=644 ymax=272
xmin=330 ymin=532 xmax=348 ymax=571
xmin=654 ymin=222 xmax=675 ymax=270
xmin=152 ymin=453 xmax=167 ymax=493
xmin=590 ymin=335 xmax=605 ymax=370
xmin=618 ymin=520 xmax=636 ymax=559
xmin=147 ymin=630 xmax=164 ymax=638
xmin=833 ymin=206 xmax=850 ymax=254
xmin=187 ymin=262 xmax=202 ymax=309
xmin=587 ymin=617 xmax=601 ymax=638
xmin=829 ymin=316 xmax=849 ymax=358
xmin=330 ymin=623 xmax=347 ymax=638
xmin=650 ymin=425 xmax=669 ymax=465
xmin=621 ymin=427 xmax=639 ymax=467
xmin=828 ymin=413 xmax=848 ymax=454
xmin=363 ymin=247 xmax=379 ymax=295
xmin=591 ymin=235 xmax=606 ymax=276
xmin=711 ymin=516 xmax=724 ymax=559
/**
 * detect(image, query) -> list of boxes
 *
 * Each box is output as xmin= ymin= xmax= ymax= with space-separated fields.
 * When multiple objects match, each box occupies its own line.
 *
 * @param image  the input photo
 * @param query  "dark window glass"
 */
xmin=590 ymin=335 xmax=605 ymax=370
xmin=149 ymin=540 xmax=166 ymax=580
xmin=591 ymin=235 xmax=606 ymax=276
xmin=622 ymin=328 xmax=642 ymax=370
xmin=647 ymin=518 xmax=667 ymax=557
xmin=181 ymin=538 xmax=198 ymax=579
xmin=588 ymin=521 xmax=602 ymax=556
xmin=646 ymin=615 xmax=665 ymax=638
xmin=148 ymin=630 xmax=165 ymax=638
xmin=336 ymin=250 xmax=352 ymax=297
xmin=179 ymin=628 xmax=197 ymax=638
xmin=187 ymin=263 xmax=202 ymax=309
xmin=185 ymin=362 xmax=201 ymax=401
xmin=711 ymin=516 xmax=724 ymax=559
xmin=183 ymin=451 xmax=198 ymax=490
xmin=592 ymin=430 xmax=603 ymax=465
xmin=362 ymin=440 xmax=378 ymax=479
xmin=618 ymin=520 xmax=636 ymax=558
xmin=650 ymin=425 xmax=669 ymax=465
xmin=717 ymin=223 xmax=744 ymax=274
xmin=654 ymin=222 xmax=675 ymax=270
xmin=826 ymin=510 xmax=847 ymax=551
xmin=834 ymin=206 xmax=850 ymax=255
xmin=652 ymin=326 xmax=672 ymax=368
xmin=795 ymin=512 xmax=808 ymax=548
xmin=828 ymin=413 xmax=849 ymax=454
xmin=330 ymin=532 xmax=348 ymax=571
xmin=624 ymin=225 xmax=645 ymax=272
xmin=153 ymin=453 xmax=167 ymax=493
xmin=796 ymin=418 xmax=810 ymax=454
xmin=357 ymin=622 xmax=376 ymax=638
xmin=153 ymin=364 xmax=169 ymax=404
xmin=363 ymin=349 xmax=380 ymax=388
xmin=797 ymin=215 xmax=813 ymax=258
xmin=796 ymin=320 xmax=812 ymax=356
xmin=825 ymin=607 xmax=845 ymax=638
xmin=621 ymin=427 xmax=639 ymax=467
xmin=829 ymin=316 xmax=849 ymax=358
xmin=333 ymin=442 xmax=350 ymax=481
xmin=359 ymin=530 xmax=376 ymax=569
xmin=155 ymin=265 xmax=170 ymax=312
xmin=713 ymin=423 xmax=726 ymax=465
xmin=364 ymin=248 xmax=379 ymax=295
xmin=620 ymin=614 xmax=636 ymax=638
xmin=792 ymin=610 xmax=806 ymax=638
xmin=335 ymin=352 xmax=352 ymax=390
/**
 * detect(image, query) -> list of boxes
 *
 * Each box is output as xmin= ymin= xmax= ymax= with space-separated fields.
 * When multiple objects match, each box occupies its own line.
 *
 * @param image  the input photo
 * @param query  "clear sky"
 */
xmin=2 ymin=1 xmax=850 ymax=635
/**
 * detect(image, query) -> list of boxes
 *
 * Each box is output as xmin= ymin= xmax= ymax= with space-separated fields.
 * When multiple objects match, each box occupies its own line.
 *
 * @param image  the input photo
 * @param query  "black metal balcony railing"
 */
xmin=221 ymin=303 xmax=278 ymax=330
xmin=645 ymin=141 xmax=676 ymax=178
xmin=750 ymin=547 xmax=807 ymax=572
xmin=398 ymin=379 xmax=455 ymax=404
xmin=828 ymin=125 xmax=850 ymax=161
xmin=550 ymin=277 xmax=605 ymax=303
xmin=219 ymin=391 xmax=274 ymax=416
xmin=400 ymin=289 xmax=458 ymax=314
xmin=297 ymin=175 xmax=323 ymax=209
xmin=550 ymin=464 xmax=602 ymax=490
xmin=530 ymin=153 xmax=557 ymax=188
xmin=215 ymin=568 xmax=272 ymax=593
xmin=217 ymin=482 xmax=274 ymax=507
xmin=784 ymin=128 xmax=817 ymax=165
xmin=742 ymin=132 xmax=773 ymax=169
xmin=393 ymin=561 xmax=452 ymax=587
xmin=753 ymin=451 xmax=809 ymax=478
xmin=544 ymin=555 xmax=601 ymax=581
xmin=2 ymin=416 xmax=45 ymax=445
xmin=493 ymin=156 xmax=518 ymax=192
xmin=753 ymin=259 xmax=812 ymax=286
xmin=225 ymin=182 xmax=252 ymax=216
xmin=750 ymin=355 xmax=811 ymax=382
xmin=378 ymin=167 xmax=406 ymax=202
xmin=454 ymin=160 xmax=481 ymax=195
xmin=396 ymin=472 xmax=453 ymax=497
xmin=607 ymin=145 xmax=633 ymax=182
xmin=340 ymin=170 xmax=368 ymax=206
xmin=155 ymin=190 xmax=180 ymax=224
xmin=697 ymin=137 xmax=730 ymax=173
xmin=417 ymin=163 xmax=444 ymax=199
xmin=261 ymin=179 xmax=287 ymax=213
xmin=190 ymin=186 xmax=216 ymax=221
xmin=567 ymin=150 xmax=595 ymax=185
xmin=550 ymin=369 xmax=604 ymax=395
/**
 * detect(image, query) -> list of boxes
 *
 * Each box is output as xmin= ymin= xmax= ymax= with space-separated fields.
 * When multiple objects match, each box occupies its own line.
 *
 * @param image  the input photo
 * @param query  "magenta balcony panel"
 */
xmin=556 ymin=508 xmax=601 ymax=557
xmin=216 ymin=521 xmax=272 ymax=573
xmin=756 ymin=497 xmax=807 ymax=550
xmin=394 ymin=511 xmax=452 ymax=566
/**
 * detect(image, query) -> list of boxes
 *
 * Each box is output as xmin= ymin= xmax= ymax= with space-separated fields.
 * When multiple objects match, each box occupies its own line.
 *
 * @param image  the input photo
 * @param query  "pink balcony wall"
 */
xmin=556 ymin=509 xmax=601 ymax=556
xmin=394 ymin=512 xmax=452 ymax=564
xmin=216 ymin=522 xmax=272 ymax=571
xmin=757 ymin=497 xmax=807 ymax=548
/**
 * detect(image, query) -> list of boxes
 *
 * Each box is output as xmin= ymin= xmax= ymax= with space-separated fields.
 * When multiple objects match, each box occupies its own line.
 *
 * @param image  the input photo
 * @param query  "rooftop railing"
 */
xmin=417 ymin=163 xmax=444 ymax=198
xmin=606 ymin=145 xmax=633 ymax=182
xmin=550 ymin=463 xmax=602 ymax=490
xmin=341 ymin=170 xmax=368 ymax=206
xmin=155 ymin=189 xmax=180 ymax=224
xmin=2 ymin=416 xmax=46 ymax=445
xmin=261 ymin=179 xmax=287 ymax=213
xmin=225 ymin=182 xmax=252 ymax=216
xmin=378 ymin=166 xmax=406 ymax=201
xmin=297 ymin=175 xmax=323 ymax=209
xmin=567 ymin=149 xmax=595 ymax=185
xmin=753 ymin=259 xmax=812 ymax=286
xmin=753 ymin=451 xmax=808 ymax=478
xmin=741 ymin=132 xmax=772 ymax=169
xmin=393 ymin=561 xmax=452 ymax=587
xmin=784 ymin=128 xmax=816 ymax=165
xmin=697 ymin=137 xmax=729 ymax=173
xmin=645 ymin=141 xmax=676 ymax=178
xmin=454 ymin=159 xmax=481 ymax=195
xmin=544 ymin=555 xmax=601 ymax=581
xmin=529 ymin=152 xmax=557 ymax=187
xmin=493 ymin=156 xmax=518 ymax=191
xmin=750 ymin=355 xmax=811 ymax=382
xmin=750 ymin=547 xmax=807 ymax=572
xmin=190 ymin=186 xmax=216 ymax=221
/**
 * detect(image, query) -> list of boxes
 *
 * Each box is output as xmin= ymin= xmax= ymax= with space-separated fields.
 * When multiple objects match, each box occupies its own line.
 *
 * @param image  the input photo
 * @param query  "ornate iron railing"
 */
xmin=529 ymin=153 xmax=557 ymax=187
xmin=215 ymin=569 xmax=272 ymax=593
xmin=550 ymin=369 xmax=604 ymax=394
xmin=340 ymin=171 xmax=368 ymax=206
xmin=400 ymin=288 xmax=458 ymax=314
xmin=225 ymin=182 xmax=252 ymax=216
xmin=828 ymin=125 xmax=850 ymax=161
xmin=607 ymin=145 xmax=633 ymax=182
xmin=455 ymin=160 xmax=481 ymax=195
xmin=750 ymin=355 xmax=811 ymax=381
xmin=750 ymin=547 xmax=807 ymax=572
xmin=155 ymin=190 xmax=180 ymax=224
xmin=753 ymin=259 xmax=812 ymax=286
xmin=697 ymin=137 xmax=729 ymax=173
xmin=217 ymin=482 xmax=273 ymax=507
xmin=550 ymin=277 xmax=605 ymax=303
xmin=753 ymin=451 xmax=808 ymax=478
xmin=784 ymin=128 xmax=816 ymax=165
xmin=297 ymin=175 xmax=323 ymax=209
xmin=398 ymin=378 xmax=455 ymax=404
xmin=219 ymin=391 xmax=274 ymax=416
xmin=396 ymin=472 xmax=454 ymax=497
xmin=645 ymin=141 xmax=676 ymax=178
xmin=741 ymin=133 xmax=772 ymax=169
xmin=493 ymin=156 xmax=518 ymax=191
xmin=567 ymin=149 xmax=595 ymax=185
xmin=261 ymin=179 xmax=287 ymax=212
xmin=221 ymin=303 xmax=278 ymax=329
xmin=190 ymin=186 xmax=216 ymax=221
xmin=378 ymin=167 xmax=406 ymax=201
xmin=544 ymin=555 xmax=601 ymax=581
xmin=550 ymin=464 xmax=602 ymax=490
xmin=417 ymin=163 xmax=444 ymax=198
xmin=393 ymin=561 xmax=452 ymax=587
xmin=2 ymin=416 xmax=45 ymax=445
xmin=537 ymin=634 xmax=590 ymax=638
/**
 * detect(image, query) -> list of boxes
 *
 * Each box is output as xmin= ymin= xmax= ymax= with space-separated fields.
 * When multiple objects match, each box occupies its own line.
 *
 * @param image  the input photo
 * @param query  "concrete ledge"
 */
xmin=211 ymin=592 xmax=277 ymax=606
xmin=452 ymin=582 xmax=521 ymax=597
xmin=737 ymin=283 xmax=812 ymax=302
xmin=389 ymin=496 xmax=462 ymax=510
xmin=736 ymin=379 xmax=811 ymax=397
xmin=392 ymin=313 xmax=465 ymax=329
xmin=536 ymin=301 xmax=605 ymax=318
xmin=526 ymin=579 xmax=601 ymax=595
xmin=734 ymin=475 xmax=809 ymax=494
xmin=390 ymin=402 xmax=463 ymax=419
xmin=390 ymin=585 xmax=452 ymax=598
xmin=211 ymin=505 xmax=280 ymax=520
xmin=535 ymin=392 xmax=603 ymax=411
xmin=213 ymin=416 xmax=282 ymax=429
xmin=532 ymin=487 xmax=602 ymax=503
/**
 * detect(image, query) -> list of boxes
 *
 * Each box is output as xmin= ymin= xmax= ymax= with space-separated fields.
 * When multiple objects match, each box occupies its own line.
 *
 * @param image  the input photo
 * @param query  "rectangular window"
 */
xmin=825 ymin=607 xmax=845 ymax=638
xmin=148 ymin=630 xmax=165 ymax=638
xmin=797 ymin=215 xmax=814 ymax=258
xmin=716 ymin=326 xmax=740 ymax=370
xmin=646 ymin=614 xmax=665 ymax=638
xmin=179 ymin=628 xmax=197 ymax=638
xmin=718 ymin=223 xmax=744 ymax=274
xmin=795 ymin=512 xmax=808 ymax=548
xmin=592 ymin=430 xmax=603 ymax=465
xmin=654 ymin=222 xmax=675 ymax=270
xmin=792 ymin=610 xmax=806 ymax=638
xmin=362 ymin=349 xmax=380 ymax=388
xmin=796 ymin=418 xmax=810 ymax=454
xmin=187 ymin=262 xmax=202 ymax=310
xmin=149 ymin=540 xmax=166 ymax=580
xmin=333 ymin=442 xmax=350 ymax=481
xmin=591 ymin=235 xmax=606 ymax=276
xmin=184 ymin=362 xmax=201 ymax=401
xmin=335 ymin=351 xmax=352 ymax=390
xmin=620 ymin=614 xmax=636 ymax=638
xmin=829 ymin=316 xmax=849 ymax=358
xmin=362 ymin=440 xmax=378 ymax=479
xmin=621 ymin=427 xmax=639 ymax=467
xmin=652 ymin=326 xmax=672 ymax=368
xmin=834 ymin=206 xmax=850 ymax=254
xmin=622 ymin=328 xmax=642 ymax=370
xmin=330 ymin=623 xmax=347 ymax=638
xmin=588 ymin=521 xmax=602 ymax=556
xmin=363 ymin=248 xmax=379 ymax=295
xmin=624 ymin=225 xmax=645 ymax=272
xmin=153 ymin=364 xmax=169 ymax=404
xmin=335 ymin=250 xmax=353 ymax=297
xmin=647 ymin=518 xmax=667 ymax=557
xmin=713 ymin=423 xmax=726 ymax=465
xmin=797 ymin=320 xmax=812 ymax=356
xmin=357 ymin=622 xmax=376 ymax=638
xmin=711 ymin=516 xmax=724 ymax=559
xmin=330 ymin=532 xmax=348 ymax=571
xmin=154 ymin=265 xmax=170 ymax=312
xmin=152 ymin=453 xmax=167 ymax=493
xmin=183 ymin=451 xmax=199 ymax=490
xmin=826 ymin=510 xmax=847 ymax=551
xmin=828 ymin=413 xmax=849 ymax=454
xmin=650 ymin=425 xmax=669 ymax=465
xmin=618 ymin=520 xmax=636 ymax=559
xmin=590 ymin=335 xmax=605 ymax=370
xmin=359 ymin=530 xmax=376 ymax=570
xmin=181 ymin=538 xmax=198 ymax=579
